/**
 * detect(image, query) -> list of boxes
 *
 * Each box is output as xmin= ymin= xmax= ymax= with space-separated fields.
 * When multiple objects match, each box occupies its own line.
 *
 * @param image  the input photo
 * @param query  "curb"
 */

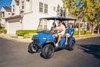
xmin=75 ymin=34 xmax=100 ymax=40
xmin=0 ymin=34 xmax=32 ymax=43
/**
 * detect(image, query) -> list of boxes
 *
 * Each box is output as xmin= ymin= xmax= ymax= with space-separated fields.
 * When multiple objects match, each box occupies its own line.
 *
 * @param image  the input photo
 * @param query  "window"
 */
xmin=39 ymin=2 xmax=48 ymax=13
xmin=38 ymin=20 xmax=47 ymax=30
xmin=12 ymin=13 xmax=14 ymax=15
xmin=27 ymin=0 xmax=30 ymax=2
xmin=16 ymin=1 xmax=19 ymax=5
xmin=2 ymin=12 xmax=5 ymax=17
xmin=13 ymin=5 xmax=15 ymax=12
xmin=20 ymin=10 xmax=24 ymax=14
xmin=44 ymin=4 xmax=48 ymax=13
xmin=39 ymin=2 xmax=43 ymax=12
xmin=44 ymin=21 xmax=47 ymax=30
xmin=38 ymin=21 xmax=43 ymax=30
xmin=44 ymin=25 xmax=47 ymax=30
xmin=22 ymin=1 xmax=24 ymax=9
xmin=8 ymin=13 xmax=10 ymax=15
xmin=53 ymin=7 xmax=56 ymax=11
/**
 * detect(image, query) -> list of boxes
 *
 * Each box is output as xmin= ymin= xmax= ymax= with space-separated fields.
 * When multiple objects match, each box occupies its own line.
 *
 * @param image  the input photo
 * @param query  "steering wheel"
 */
xmin=50 ymin=27 xmax=57 ymax=34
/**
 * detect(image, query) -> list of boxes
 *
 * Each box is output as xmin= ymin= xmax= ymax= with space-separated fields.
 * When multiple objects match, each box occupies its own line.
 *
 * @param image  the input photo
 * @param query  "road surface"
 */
xmin=0 ymin=36 xmax=100 ymax=67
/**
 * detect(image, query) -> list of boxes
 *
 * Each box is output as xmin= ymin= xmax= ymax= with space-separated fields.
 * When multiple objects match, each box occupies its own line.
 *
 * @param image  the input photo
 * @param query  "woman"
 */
xmin=65 ymin=23 xmax=74 ymax=45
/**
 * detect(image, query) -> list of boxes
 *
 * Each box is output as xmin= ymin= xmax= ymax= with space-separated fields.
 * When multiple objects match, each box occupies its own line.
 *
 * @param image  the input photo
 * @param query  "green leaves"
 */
xmin=62 ymin=0 xmax=100 ymax=23
xmin=62 ymin=0 xmax=100 ymax=34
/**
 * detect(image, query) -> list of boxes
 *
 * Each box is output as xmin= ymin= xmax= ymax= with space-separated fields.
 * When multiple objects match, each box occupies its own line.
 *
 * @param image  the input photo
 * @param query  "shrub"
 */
xmin=86 ymin=31 xmax=91 ymax=34
xmin=16 ymin=30 xmax=37 ymax=37
xmin=74 ymin=30 xmax=91 ymax=35
xmin=23 ymin=33 xmax=34 ymax=38
xmin=0 ymin=28 xmax=7 ymax=34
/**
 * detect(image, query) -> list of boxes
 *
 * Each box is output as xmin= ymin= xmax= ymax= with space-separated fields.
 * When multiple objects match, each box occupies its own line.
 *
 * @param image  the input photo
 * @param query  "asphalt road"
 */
xmin=0 ymin=36 xmax=100 ymax=67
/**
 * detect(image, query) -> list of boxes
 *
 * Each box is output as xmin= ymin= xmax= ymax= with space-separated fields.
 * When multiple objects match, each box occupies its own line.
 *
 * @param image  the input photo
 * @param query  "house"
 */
xmin=4 ymin=0 xmax=63 ymax=34
xmin=0 ymin=12 xmax=2 ymax=27
xmin=0 ymin=6 xmax=11 ymax=28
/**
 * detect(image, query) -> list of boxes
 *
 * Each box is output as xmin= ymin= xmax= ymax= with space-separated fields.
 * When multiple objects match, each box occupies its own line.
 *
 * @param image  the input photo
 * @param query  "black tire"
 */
xmin=41 ymin=44 xmax=54 ymax=59
xmin=28 ymin=42 xmax=37 ymax=53
xmin=67 ymin=41 xmax=75 ymax=51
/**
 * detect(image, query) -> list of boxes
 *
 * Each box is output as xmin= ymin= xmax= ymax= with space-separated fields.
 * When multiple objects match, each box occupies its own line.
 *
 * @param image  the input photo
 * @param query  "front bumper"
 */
xmin=33 ymin=38 xmax=40 ymax=45
xmin=32 ymin=38 xmax=46 ymax=48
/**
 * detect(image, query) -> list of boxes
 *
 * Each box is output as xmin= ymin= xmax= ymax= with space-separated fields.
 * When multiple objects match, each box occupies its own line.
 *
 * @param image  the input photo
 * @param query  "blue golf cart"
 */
xmin=28 ymin=16 xmax=76 ymax=59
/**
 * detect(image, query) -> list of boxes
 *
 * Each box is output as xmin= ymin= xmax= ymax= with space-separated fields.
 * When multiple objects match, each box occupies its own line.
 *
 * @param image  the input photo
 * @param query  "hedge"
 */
xmin=74 ymin=30 xmax=91 ymax=35
xmin=16 ymin=30 xmax=37 ymax=36
xmin=16 ymin=30 xmax=91 ymax=38
xmin=86 ymin=31 xmax=91 ymax=34
xmin=0 ymin=28 xmax=7 ymax=34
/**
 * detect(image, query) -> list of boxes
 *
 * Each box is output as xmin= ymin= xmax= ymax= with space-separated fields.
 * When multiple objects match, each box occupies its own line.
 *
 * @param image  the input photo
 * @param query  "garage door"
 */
xmin=8 ymin=19 xmax=22 ymax=34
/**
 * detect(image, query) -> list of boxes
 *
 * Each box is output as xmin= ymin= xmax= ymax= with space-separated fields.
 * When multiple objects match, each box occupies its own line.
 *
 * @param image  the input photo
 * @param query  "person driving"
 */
xmin=65 ymin=23 xmax=74 ymax=45
xmin=53 ymin=21 xmax=65 ymax=47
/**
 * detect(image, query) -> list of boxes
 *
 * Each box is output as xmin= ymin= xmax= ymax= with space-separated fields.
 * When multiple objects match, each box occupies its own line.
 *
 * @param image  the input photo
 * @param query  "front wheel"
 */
xmin=28 ymin=42 xmax=37 ymax=53
xmin=41 ymin=44 xmax=54 ymax=59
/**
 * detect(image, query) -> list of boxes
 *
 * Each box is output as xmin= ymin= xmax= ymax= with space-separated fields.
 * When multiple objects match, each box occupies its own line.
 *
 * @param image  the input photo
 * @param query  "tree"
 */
xmin=84 ymin=0 xmax=100 ymax=34
xmin=62 ymin=0 xmax=84 ymax=36
xmin=62 ymin=0 xmax=100 ymax=35
xmin=94 ymin=1 xmax=100 ymax=34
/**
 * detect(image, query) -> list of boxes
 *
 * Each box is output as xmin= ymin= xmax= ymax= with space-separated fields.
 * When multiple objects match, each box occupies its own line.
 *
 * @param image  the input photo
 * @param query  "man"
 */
xmin=65 ymin=23 xmax=74 ymax=45
xmin=53 ymin=21 xmax=65 ymax=47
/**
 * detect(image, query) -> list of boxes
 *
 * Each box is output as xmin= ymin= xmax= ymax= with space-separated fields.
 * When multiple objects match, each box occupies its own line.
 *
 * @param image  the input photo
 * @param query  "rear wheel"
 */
xmin=28 ymin=42 xmax=37 ymax=53
xmin=41 ymin=44 xmax=54 ymax=59
xmin=67 ymin=41 xmax=75 ymax=51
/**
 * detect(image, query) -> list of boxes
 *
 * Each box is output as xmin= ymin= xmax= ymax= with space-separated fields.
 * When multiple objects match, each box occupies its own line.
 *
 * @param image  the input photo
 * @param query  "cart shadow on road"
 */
xmin=79 ymin=44 xmax=100 ymax=59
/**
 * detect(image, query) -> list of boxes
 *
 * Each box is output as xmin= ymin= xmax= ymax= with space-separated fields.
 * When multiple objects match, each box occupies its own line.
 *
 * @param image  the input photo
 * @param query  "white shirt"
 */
xmin=56 ymin=24 xmax=65 ymax=35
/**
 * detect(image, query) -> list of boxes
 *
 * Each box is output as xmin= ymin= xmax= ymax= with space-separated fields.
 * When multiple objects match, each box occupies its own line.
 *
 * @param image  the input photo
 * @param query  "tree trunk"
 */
xmin=89 ymin=24 xmax=92 ymax=32
xmin=78 ymin=22 xmax=81 ymax=37
xmin=91 ymin=24 xmax=96 ymax=35
xmin=78 ymin=19 xmax=83 ymax=37
xmin=97 ymin=24 xmax=100 ymax=34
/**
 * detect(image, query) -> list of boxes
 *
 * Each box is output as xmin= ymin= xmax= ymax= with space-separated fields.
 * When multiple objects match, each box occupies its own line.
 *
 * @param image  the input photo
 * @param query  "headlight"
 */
xmin=34 ymin=33 xmax=38 ymax=35
xmin=32 ymin=33 xmax=38 ymax=39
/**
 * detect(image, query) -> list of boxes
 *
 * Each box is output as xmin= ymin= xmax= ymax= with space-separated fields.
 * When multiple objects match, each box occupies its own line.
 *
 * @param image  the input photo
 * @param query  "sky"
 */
xmin=0 ymin=0 xmax=83 ymax=10
xmin=0 ymin=0 xmax=12 ymax=9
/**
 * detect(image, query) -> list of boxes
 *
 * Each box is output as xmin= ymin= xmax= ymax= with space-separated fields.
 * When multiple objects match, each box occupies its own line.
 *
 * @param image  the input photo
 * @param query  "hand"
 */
xmin=52 ymin=28 xmax=55 ymax=30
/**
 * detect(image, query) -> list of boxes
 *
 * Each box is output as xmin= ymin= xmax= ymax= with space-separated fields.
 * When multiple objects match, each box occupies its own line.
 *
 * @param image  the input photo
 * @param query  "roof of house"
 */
xmin=4 ymin=15 xmax=22 ymax=20
xmin=40 ymin=16 xmax=77 ymax=21
xmin=2 ymin=6 xmax=11 ymax=12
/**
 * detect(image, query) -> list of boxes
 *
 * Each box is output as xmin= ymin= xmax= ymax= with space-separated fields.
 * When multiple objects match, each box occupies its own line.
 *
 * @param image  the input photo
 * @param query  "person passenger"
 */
xmin=53 ymin=21 xmax=65 ymax=47
xmin=65 ymin=23 xmax=74 ymax=45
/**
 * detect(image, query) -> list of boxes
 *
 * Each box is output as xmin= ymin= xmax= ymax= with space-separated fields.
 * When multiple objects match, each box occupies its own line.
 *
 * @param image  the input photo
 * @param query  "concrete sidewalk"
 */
xmin=0 ymin=34 xmax=32 ymax=43
xmin=0 ymin=33 xmax=100 ymax=43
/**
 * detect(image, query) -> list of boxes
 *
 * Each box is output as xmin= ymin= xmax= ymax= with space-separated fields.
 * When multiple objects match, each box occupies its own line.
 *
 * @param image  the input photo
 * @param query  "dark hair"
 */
xmin=62 ymin=22 xmax=67 ymax=28
xmin=69 ymin=23 xmax=74 ymax=28
xmin=52 ymin=22 xmax=56 ymax=27
xmin=59 ymin=20 xmax=62 ymax=23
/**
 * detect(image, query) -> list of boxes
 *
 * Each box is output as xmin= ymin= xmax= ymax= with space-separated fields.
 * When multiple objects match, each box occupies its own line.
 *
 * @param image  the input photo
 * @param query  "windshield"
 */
xmin=37 ymin=17 xmax=76 ymax=34
xmin=37 ymin=20 xmax=56 ymax=33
